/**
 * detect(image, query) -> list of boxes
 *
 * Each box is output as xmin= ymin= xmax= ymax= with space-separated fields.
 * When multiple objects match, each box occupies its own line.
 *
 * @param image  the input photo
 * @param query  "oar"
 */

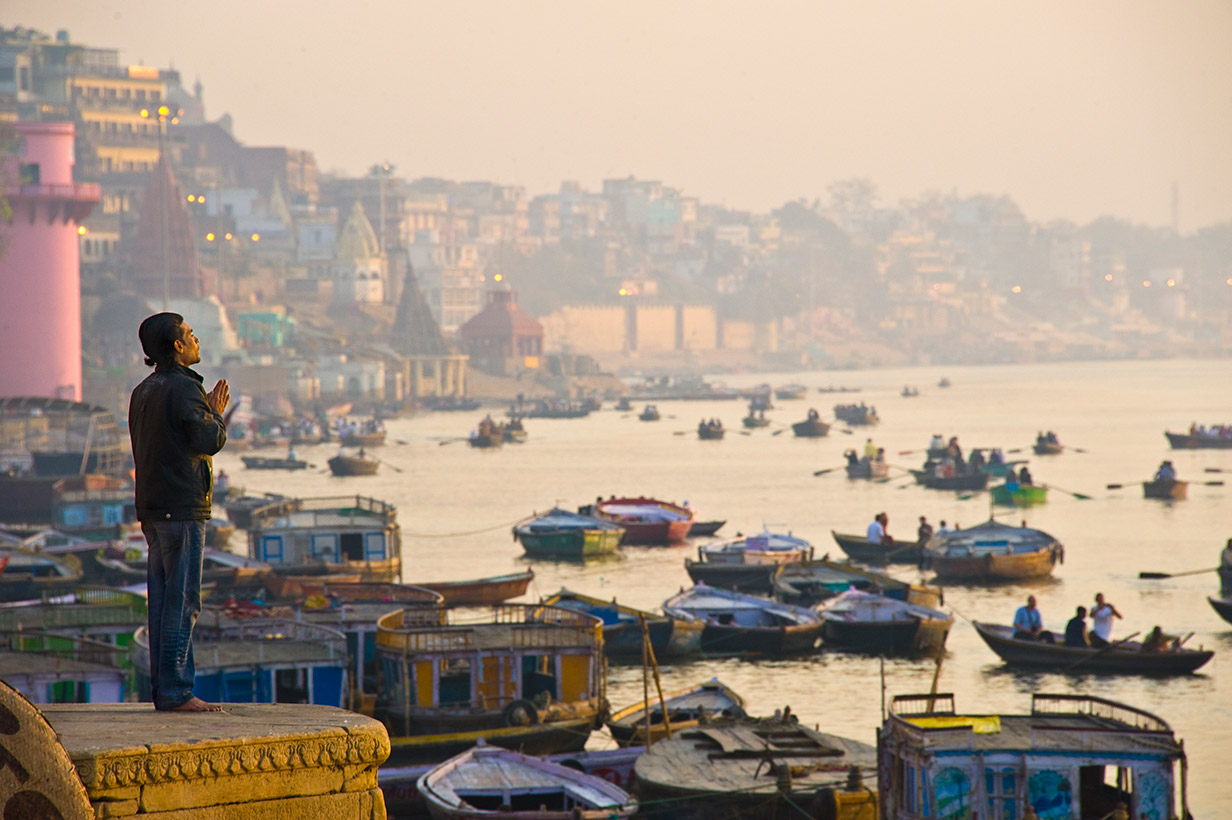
xmin=373 ymin=457 xmax=403 ymax=474
xmin=1139 ymin=567 xmax=1219 ymax=580
xmin=1106 ymin=481 xmax=1144 ymax=490
xmin=1042 ymin=483 xmax=1093 ymax=500
xmin=812 ymin=466 xmax=843 ymax=477
xmin=1062 ymin=630 xmax=1141 ymax=673
xmin=772 ymin=429 xmax=787 ymax=436
xmin=1070 ymin=447 xmax=1089 ymax=454
xmin=1206 ymin=467 xmax=1229 ymax=473
xmin=897 ymin=448 xmax=925 ymax=456
xmin=1203 ymin=480 xmax=1225 ymax=486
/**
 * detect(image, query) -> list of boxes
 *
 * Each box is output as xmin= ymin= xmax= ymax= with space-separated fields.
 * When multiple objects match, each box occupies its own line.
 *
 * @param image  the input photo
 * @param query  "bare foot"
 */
xmin=168 ymin=697 xmax=223 ymax=713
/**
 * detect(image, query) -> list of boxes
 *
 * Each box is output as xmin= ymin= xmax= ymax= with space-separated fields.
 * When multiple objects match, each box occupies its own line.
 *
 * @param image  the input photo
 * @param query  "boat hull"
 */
xmin=328 ymin=456 xmax=379 ymax=476
xmin=1144 ymin=479 xmax=1187 ymax=500
xmin=684 ymin=559 xmax=779 ymax=593
xmin=386 ymin=717 xmax=596 ymax=768
xmin=697 ymin=427 xmax=725 ymax=439
xmin=1165 ymin=431 xmax=1232 ymax=449
xmin=928 ymin=548 xmax=1058 ymax=582
xmin=240 ymin=457 xmax=309 ymax=470
xmin=845 ymin=460 xmax=890 ymax=479
xmin=687 ymin=520 xmax=725 ymax=537
xmin=820 ymin=615 xmax=950 ymax=657
xmin=791 ymin=419 xmax=830 ymax=437
xmin=1033 ymin=441 xmax=1064 ymax=455
xmin=990 ymin=484 xmax=1049 ymax=506
xmin=517 ymin=528 xmax=622 ymax=559
xmin=911 ymin=471 xmax=990 ymax=491
xmin=340 ymin=431 xmax=386 ymax=448
xmin=416 ymin=570 xmax=534 ymax=606
xmin=1208 ymin=595 xmax=1232 ymax=626
xmin=698 ymin=622 xmax=823 ymax=655
xmin=831 ymin=531 xmax=922 ymax=565
xmin=973 ymin=621 xmax=1213 ymax=674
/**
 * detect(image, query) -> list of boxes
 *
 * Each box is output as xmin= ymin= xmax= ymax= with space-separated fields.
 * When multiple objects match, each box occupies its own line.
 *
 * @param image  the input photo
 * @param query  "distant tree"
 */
xmin=827 ymin=178 xmax=879 ymax=226
xmin=0 ymin=122 xmax=17 ymax=258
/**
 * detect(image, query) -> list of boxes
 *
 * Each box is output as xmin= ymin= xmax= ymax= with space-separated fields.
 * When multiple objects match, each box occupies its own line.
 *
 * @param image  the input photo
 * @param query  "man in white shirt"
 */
xmin=866 ymin=512 xmax=892 ymax=545
xmin=1089 ymin=592 xmax=1122 ymax=648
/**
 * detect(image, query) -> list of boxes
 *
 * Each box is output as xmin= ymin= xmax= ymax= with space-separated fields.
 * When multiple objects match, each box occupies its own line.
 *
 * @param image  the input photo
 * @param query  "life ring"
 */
xmin=501 ymin=699 xmax=540 ymax=727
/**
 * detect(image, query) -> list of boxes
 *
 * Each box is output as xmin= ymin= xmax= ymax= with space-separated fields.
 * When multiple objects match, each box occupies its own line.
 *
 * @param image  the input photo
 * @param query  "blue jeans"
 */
xmin=143 ymin=520 xmax=206 ymax=710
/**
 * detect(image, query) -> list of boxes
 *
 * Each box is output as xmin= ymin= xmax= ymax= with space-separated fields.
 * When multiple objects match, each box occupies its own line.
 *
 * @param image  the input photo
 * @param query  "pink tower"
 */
xmin=0 ymin=122 xmax=100 ymax=400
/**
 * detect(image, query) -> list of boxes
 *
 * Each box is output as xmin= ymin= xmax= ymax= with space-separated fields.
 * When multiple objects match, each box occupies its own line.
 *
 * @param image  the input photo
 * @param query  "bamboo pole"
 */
xmin=640 ymin=614 xmax=672 ymax=741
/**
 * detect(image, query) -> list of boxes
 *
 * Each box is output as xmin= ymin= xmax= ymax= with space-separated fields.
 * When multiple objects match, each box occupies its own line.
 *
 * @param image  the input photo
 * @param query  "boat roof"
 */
xmin=665 ymin=585 xmax=814 ymax=617
xmin=377 ymin=604 xmax=602 ymax=653
xmin=928 ymin=518 xmax=1059 ymax=553
xmin=888 ymin=693 xmax=1182 ymax=756
xmin=518 ymin=508 xmax=624 ymax=532
xmin=702 ymin=531 xmax=812 ymax=553
xmin=818 ymin=589 xmax=949 ymax=620
xmin=133 ymin=613 xmax=347 ymax=670
xmin=597 ymin=497 xmax=690 ymax=520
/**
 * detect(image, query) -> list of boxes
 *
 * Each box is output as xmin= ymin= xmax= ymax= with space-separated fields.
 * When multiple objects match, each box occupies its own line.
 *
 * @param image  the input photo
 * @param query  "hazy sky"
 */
xmin=10 ymin=1 xmax=1232 ymax=230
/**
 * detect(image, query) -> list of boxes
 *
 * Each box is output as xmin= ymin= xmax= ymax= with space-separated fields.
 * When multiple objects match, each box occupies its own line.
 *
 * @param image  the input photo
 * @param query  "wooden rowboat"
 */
xmin=990 ymin=482 xmax=1049 ymax=507
xmin=662 ymin=585 xmax=823 ymax=655
xmin=1208 ymin=595 xmax=1232 ymax=626
xmin=1165 ymin=431 xmax=1232 ymax=449
xmin=539 ymin=588 xmax=704 ymax=661
xmin=606 ymin=679 xmax=745 ymax=746
xmin=923 ymin=519 xmax=1063 ymax=582
xmin=340 ymin=430 xmax=386 ymax=448
xmin=687 ymin=520 xmax=725 ymax=537
xmin=415 ymin=570 xmax=534 ymax=606
xmin=791 ymin=416 xmax=830 ymax=438
xmin=973 ymin=621 xmax=1213 ymax=674
xmin=1144 ymin=479 xmax=1187 ymax=500
xmin=831 ymin=530 xmax=923 ymax=565
xmin=815 ymin=588 xmax=952 ymax=656
xmin=328 ymin=454 xmax=380 ymax=476
xmin=910 ymin=470 xmax=989 ymax=491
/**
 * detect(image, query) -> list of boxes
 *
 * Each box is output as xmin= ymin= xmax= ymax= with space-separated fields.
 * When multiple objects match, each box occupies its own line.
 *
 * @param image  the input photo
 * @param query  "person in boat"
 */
xmin=1063 ymin=606 xmax=1089 ymax=647
xmin=936 ymin=519 xmax=951 ymax=536
xmin=968 ymin=449 xmax=986 ymax=472
xmin=1141 ymin=626 xmax=1178 ymax=652
xmin=929 ymin=433 xmax=944 ymax=451
xmin=1089 ymin=592 xmax=1122 ymax=648
xmin=1012 ymin=595 xmax=1053 ymax=643
xmin=947 ymin=436 xmax=963 ymax=462
xmin=876 ymin=447 xmax=886 ymax=462
xmin=130 ymin=312 xmax=227 ymax=713
xmin=1006 ymin=466 xmax=1019 ymax=483
xmin=807 ymin=408 xmax=820 ymax=421
xmin=358 ymin=447 xmax=366 ymax=459
xmin=1220 ymin=538 xmax=1232 ymax=596
xmin=215 ymin=469 xmax=230 ymax=500
xmin=1046 ymin=431 xmax=1058 ymax=444
xmin=863 ymin=438 xmax=878 ymax=459
xmin=866 ymin=512 xmax=892 ymax=545
xmin=845 ymin=449 xmax=859 ymax=467
xmin=989 ymin=448 xmax=1005 ymax=466
xmin=1154 ymin=460 xmax=1176 ymax=481
xmin=287 ymin=444 xmax=297 ymax=462
xmin=1017 ymin=465 xmax=1033 ymax=485
xmin=916 ymin=516 xmax=934 ymax=545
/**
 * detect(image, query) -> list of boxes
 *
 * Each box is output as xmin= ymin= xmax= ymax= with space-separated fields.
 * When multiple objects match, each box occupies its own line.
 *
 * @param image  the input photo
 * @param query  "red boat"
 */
xmin=595 ymin=497 xmax=694 ymax=545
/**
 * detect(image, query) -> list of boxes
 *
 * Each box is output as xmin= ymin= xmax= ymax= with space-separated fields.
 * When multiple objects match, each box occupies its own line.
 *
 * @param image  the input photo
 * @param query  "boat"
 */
xmin=662 ymin=584 xmax=823 ymax=655
xmin=469 ymin=416 xmax=505 ymax=448
xmin=844 ymin=457 xmax=890 ymax=479
xmin=327 ymin=453 xmax=380 ymax=476
xmin=90 ymin=534 xmax=273 ymax=587
xmin=340 ymin=429 xmax=387 ymax=448
xmin=415 ymin=570 xmax=535 ymax=606
xmin=684 ymin=530 xmax=814 ymax=593
xmin=513 ymin=509 xmax=625 ymax=559
xmin=938 ymin=377 xmax=951 ymax=388
xmin=790 ymin=412 xmax=830 ymax=438
xmin=1144 ymin=478 xmax=1187 ymax=500
xmin=923 ymin=519 xmax=1063 ymax=582
xmin=606 ymin=679 xmax=745 ymax=746
xmin=990 ymin=481 xmax=1049 ymax=507
xmin=1032 ymin=438 xmax=1064 ymax=455
xmin=416 ymin=742 xmax=637 ymax=820
xmin=910 ymin=468 xmax=989 ymax=491
xmin=637 ymin=405 xmax=660 ymax=422
xmin=614 ymin=397 xmax=632 ymax=412
xmin=830 ymin=530 xmax=923 ymax=565
xmin=981 ymin=455 xmax=1027 ymax=478
xmin=593 ymin=498 xmax=693 ymax=545
xmin=247 ymin=494 xmax=402 ymax=582
xmin=375 ymin=604 xmax=606 ymax=766
xmin=1208 ymin=595 xmax=1232 ymax=625
xmin=131 ymin=608 xmax=350 ymax=706
xmin=900 ymin=386 xmax=919 ymax=397
xmin=687 ymin=519 xmax=725 ymax=537
xmin=814 ymin=588 xmax=952 ymax=656
xmin=524 ymin=400 xmax=591 ymax=419
xmin=0 ymin=645 xmax=128 ymax=704
xmin=206 ymin=518 xmax=235 ymax=547
xmin=503 ymin=418 xmax=528 ymax=444
xmin=741 ymin=412 xmax=770 ymax=428
xmin=774 ymin=384 xmax=807 ymax=400
xmin=240 ymin=456 xmax=310 ymax=470
xmin=423 ymin=396 xmax=483 ymax=412
xmin=772 ymin=559 xmax=941 ymax=608
xmin=880 ymin=692 xmax=1191 ymax=820
xmin=48 ymin=474 xmax=138 ymax=541
xmin=833 ymin=404 xmax=879 ymax=425
xmin=539 ymin=588 xmax=704 ymax=661
xmin=696 ymin=421 xmax=725 ymax=440
xmin=0 ymin=545 xmax=83 ymax=602
xmin=1164 ymin=430 xmax=1232 ymax=449
xmin=222 ymin=493 xmax=297 ymax=529
xmin=972 ymin=622 xmax=1213 ymax=674
xmin=634 ymin=714 xmax=878 ymax=820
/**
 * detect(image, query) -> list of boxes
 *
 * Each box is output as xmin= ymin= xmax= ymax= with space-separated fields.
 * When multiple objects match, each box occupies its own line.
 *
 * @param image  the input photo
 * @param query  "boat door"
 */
xmin=476 ymin=653 xmax=516 ymax=709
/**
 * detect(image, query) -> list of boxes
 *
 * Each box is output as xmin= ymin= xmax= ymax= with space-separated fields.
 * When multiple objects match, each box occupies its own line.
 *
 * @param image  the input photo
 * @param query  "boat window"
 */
xmin=522 ymin=655 xmax=557 ymax=701
xmin=932 ymin=767 xmax=972 ymax=819
xmin=275 ymin=668 xmax=308 ymax=704
xmin=262 ymin=535 xmax=284 ymax=563
xmin=364 ymin=532 xmax=386 ymax=560
xmin=439 ymin=658 xmax=472 ymax=706
xmin=340 ymin=532 xmax=364 ymax=561
xmin=311 ymin=534 xmax=338 ymax=560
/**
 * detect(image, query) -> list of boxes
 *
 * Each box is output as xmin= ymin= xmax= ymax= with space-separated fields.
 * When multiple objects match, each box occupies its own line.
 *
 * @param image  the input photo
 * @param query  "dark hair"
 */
xmin=1075 ymin=606 xmax=1086 ymax=616
xmin=138 ymin=312 xmax=184 ymax=367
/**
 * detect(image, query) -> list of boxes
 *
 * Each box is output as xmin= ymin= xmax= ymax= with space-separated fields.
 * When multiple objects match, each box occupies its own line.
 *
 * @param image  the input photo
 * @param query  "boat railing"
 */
xmin=2 ymin=629 xmax=130 ymax=669
xmin=1031 ymin=694 xmax=1172 ymax=734
xmin=0 ymin=598 xmax=145 ymax=631
xmin=375 ymin=604 xmax=601 ymax=653
xmin=252 ymin=495 xmax=397 ymax=527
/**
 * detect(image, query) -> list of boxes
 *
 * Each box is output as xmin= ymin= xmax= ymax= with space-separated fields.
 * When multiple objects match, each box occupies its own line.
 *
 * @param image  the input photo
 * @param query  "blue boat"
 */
xmin=539 ymin=587 xmax=704 ymax=661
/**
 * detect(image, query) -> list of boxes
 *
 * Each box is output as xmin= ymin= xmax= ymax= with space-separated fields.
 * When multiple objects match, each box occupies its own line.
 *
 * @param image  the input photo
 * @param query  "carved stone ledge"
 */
xmin=41 ymin=703 xmax=389 ymax=818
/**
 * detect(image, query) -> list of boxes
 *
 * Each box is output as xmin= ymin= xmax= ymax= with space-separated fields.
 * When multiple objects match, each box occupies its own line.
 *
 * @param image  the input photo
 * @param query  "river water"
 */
xmin=213 ymin=358 xmax=1232 ymax=813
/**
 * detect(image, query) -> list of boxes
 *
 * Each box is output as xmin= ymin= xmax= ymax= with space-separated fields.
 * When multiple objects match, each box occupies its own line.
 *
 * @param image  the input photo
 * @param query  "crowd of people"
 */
xmin=1187 ymin=421 xmax=1232 ymax=440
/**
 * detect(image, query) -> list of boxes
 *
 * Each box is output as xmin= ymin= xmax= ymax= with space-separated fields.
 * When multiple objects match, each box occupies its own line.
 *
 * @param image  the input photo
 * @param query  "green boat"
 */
xmin=990 ymin=482 xmax=1048 ymax=507
xmin=513 ymin=508 xmax=626 ymax=559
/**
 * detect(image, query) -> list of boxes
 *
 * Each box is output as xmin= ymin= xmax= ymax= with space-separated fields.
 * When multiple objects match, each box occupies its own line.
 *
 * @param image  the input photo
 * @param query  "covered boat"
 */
xmin=880 ymin=693 xmax=1191 ymax=820
xmin=247 ymin=494 xmax=402 ymax=582
xmin=1144 ymin=478 xmax=1187 ymax=500
xmin=328 ymin=453 xmax=380 ymax=476
xmin=972 ymin=621 xmax=1213 ymax=674
xmin=340 ymin=429 xmax=387 ymax=448
xmin=815 ymin=588 xmax=952 ymax=656
xmin=417 ymin=742 xmax=637 ymax=820
xmin=222 ymin=493 xmax=297 ymax=529
xmin=772 ymin=559 xmax=941 ymax=608
xmin=375 ymin=604 xmax=606 ymax=765
xmin=415 ymin=570 xmax=535 ymax=606
xmin=606 ymin=679 xmax=745 ymax=746
xmin=513 ymin=509 xmax=624 ymax=559
xmin=0 ymin=545 xmax=83 ymax=602
xmin=830 ymin=529 xmax=923 ymax=565
xmin=240 ymin=456 xmax=310 ymax=470
xmin=791 ymin=411 xmax=830 ymax=438
xmin=594 ymin=498 xmax=693 ymax=545
xmin=923 ymin=519 xmax=1063 ymax=582
xmin=634 ymin=714 xmax=877 ymax=820
xmin=990 ymin=481 xmax=1049 ymax=506
xmin=662 ymin=584 xmax=823 ymax=655
xmin=684 ymin=530 xmax=814 ymax=593
xmin=1164 ymin=430 xmax=1232 ymax=449
xmin=539 ymin=588 xmax=703 ymax=661
xmin=469 ymin=417 xmax=506 ymax=448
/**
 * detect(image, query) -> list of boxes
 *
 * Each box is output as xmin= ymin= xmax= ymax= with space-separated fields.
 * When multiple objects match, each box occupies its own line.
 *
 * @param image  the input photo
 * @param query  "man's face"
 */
xmin=174 ymin=323 xmax=201 ymax=366
xmin=1027 ymin=596 xmax=1036 ymax=609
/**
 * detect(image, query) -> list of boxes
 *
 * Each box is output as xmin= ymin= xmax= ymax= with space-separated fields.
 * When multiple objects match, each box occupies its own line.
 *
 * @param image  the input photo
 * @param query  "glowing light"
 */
xmin=206 ymin=233 xmax=215 ymax=241
xmin=479 ymin=275 xmax=486 ymax=282
xmin=493 ymin=274 xmax=503 ymax=282
xmin=187 ymin=195 xmax=196 ymax=203
xmin=224 ymin=232 xmax=233 ymax=240
xmin=170 ymin=117 xmax=179 ymax=125
xmin=1011 ymin=285 xmax=1022 ymax=294
xmin=197 ymin=195 xmax=205 ymax=203
xmin=1142 ymin=281 xmax=1151 ymax=288
xmin=1104 ymin=274 xmax=1113 ymax=282
xmin=618 ymin=288 xmax=628 ymax=296
xmin=140 ymin=108 xmax=150 ymax=118
xmin=157 ymin=105 xmax=170 ymax=117
xmin=77 ymin=225 xmax=88 ymax=236
xmin=1166 ymin=279 xmax=1176 ymax=287
xmin=250 ymin=233 xmax=260 ymax=242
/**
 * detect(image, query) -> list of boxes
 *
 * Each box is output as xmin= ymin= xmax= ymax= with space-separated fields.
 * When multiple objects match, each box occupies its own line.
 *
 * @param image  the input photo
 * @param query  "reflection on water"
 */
xmin=214 ymin=358 xmax=1232 ymax=811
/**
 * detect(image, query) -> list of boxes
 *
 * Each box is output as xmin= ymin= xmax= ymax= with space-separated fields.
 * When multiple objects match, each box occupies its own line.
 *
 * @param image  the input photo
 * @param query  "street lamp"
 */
xmin=140 ymin=105 xmax=182 ymax=308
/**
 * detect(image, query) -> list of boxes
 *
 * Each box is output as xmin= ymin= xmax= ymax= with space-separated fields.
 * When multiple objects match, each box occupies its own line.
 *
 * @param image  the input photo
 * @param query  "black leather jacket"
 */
xmin=129 ymin=363 xmax=227 ymax=521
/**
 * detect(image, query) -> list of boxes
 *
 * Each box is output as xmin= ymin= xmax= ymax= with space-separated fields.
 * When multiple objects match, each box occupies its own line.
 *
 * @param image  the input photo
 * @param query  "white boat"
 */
xmin=417 ymin=742 xmax=637 ymax=819
xmin=662 ymin=584 xmax=823 ymax=655
xmin=247 ymin=495 xmax=401 ymax=582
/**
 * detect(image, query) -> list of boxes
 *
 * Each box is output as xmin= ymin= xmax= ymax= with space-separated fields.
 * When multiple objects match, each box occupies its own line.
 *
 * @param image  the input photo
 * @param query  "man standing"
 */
xmin=916 ymin=516 xmax=934 ymax=545
xmin=1089 ymin=592 xmax=1123 ymax=648
xmin=129 ymin=313 xmax=228 ymax=712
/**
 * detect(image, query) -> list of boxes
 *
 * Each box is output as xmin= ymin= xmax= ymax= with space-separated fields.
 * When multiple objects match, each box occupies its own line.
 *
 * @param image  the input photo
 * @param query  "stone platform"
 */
xmin=40 ymin=703 xmax=389 ymax=819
